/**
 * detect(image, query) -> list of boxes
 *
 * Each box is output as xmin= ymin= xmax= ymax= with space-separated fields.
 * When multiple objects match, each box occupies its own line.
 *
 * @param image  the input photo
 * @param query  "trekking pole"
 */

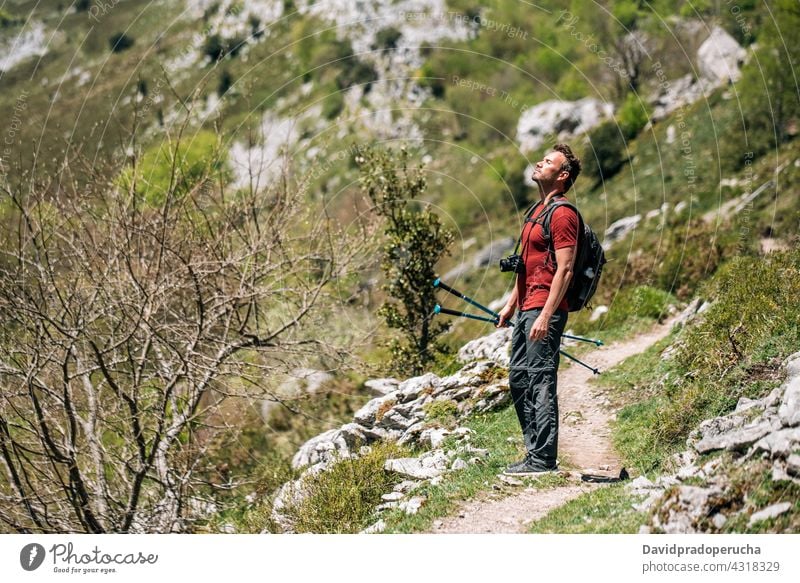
xmin=433 ymin=278 xmax=500 ymax=318
xmin=432 ymin=281 xmax=600 ymax=373
xmin=562 ymin=333 xmax=604 ymax=346
xmin=434 ymin=305 xmax=501 ymax=325
xmin=559 ymin=349 xmax=601 ymax=375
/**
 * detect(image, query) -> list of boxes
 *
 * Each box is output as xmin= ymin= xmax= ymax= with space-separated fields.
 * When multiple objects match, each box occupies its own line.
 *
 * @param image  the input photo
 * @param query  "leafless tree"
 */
xmin=0 ymin=128 xmax=372 ymax=533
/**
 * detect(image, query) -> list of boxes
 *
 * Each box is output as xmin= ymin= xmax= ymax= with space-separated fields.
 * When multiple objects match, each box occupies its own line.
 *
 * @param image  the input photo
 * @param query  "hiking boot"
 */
xmin=505 ymin=456 xmax=530 ymax=472
xmin=502 ymin=458 xmax=558 ymax=476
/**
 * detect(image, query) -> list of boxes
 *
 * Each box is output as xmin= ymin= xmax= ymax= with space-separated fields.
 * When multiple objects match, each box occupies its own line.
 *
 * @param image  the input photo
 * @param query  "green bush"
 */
xmin=679 ymin=0 xmax=712 ymax=18
xmin=109 ymin=32 xmax=135 ymax=53
xmin=721 ymin=0 xmax=800 ymax=171
xmin=118 ymin=130 xmax=228 ymax=206
xmin=374 ymin=27 xmax=402 ymax=51
xmin=321 ymin=89 xmax=344 ymax=119
xmin=336 ymin=59 xmax=378 ymax=92
xmin=612 ymin=0 xmax=641 ymax=29
xmin=203 ymin=34 xmax=247 ymax=61
xmin=583 ymin=121 xmax=628 ymax=185
xmin=617 ymin=92 xmax=650 ymax=139
xmin=357 ymin=146 xmax=454 ymax=376
xmin=423 ymin=399 xmax=458 ymax=426
xmin=0 ymin=8 xmax=21 ymax=27
xmin=282 ymin=442 xmax=405 ymax=533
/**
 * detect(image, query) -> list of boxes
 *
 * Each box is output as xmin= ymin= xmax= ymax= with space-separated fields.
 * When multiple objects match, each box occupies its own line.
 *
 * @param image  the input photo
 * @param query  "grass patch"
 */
xmin=599 ymin=249 xmax=799 ymax=475
xmin=281 ymin=442 xmax=407 ymax=534
xmin=380 ymin=405 xmax=530 ymax=533
xmin=529 ymin=483 xmax=647 ymax=534
xmin=721 ymin=462 xmax=800 ymax=534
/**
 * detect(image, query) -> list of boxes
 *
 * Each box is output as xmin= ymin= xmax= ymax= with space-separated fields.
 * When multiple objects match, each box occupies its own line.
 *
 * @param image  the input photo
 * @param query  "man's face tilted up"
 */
xmin=531 ymin=151 xmax=569 ymax=194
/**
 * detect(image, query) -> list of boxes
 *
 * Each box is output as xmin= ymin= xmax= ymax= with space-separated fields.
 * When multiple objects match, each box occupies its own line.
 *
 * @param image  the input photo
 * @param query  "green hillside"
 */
xmin=0 ymin=0 xmax=797 ymax=534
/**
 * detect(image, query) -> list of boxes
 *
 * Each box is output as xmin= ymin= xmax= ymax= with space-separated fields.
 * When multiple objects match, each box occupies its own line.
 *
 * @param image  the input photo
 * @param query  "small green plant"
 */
xmin=203 ymin=34 xmax=247 ymax=61
xmin=282 ymin=442 xmax=405 ymax=533
xmin=423 ymin=399 xmax=458 ymax=425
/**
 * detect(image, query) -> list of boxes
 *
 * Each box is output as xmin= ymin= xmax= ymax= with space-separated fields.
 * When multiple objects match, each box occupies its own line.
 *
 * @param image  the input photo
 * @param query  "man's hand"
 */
xmin=496 ymin=303 xmax=515 ymax=328
xmin=529 ymin=311 xmax=552 ymax=341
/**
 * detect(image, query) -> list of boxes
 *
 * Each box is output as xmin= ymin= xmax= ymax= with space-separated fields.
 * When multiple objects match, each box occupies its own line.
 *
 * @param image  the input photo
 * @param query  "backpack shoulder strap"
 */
xmin=540 ymin=200 xmax=581 ymax=242
xmin=540 ymin=200 xmax=583 ymax=267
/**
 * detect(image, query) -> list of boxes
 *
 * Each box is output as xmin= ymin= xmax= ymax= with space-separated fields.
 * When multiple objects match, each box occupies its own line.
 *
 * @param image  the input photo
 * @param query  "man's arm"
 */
xmin=496 ymin=275 xmax=519 ymax=327
xmin=529 ymin=245 xmax=576 ymax=340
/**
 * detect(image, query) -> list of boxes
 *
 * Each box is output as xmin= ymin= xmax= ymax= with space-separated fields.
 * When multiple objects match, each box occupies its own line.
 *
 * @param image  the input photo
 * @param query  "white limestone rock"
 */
xmin=396 ymin=372 xmax=440 ymax=403
xmin=603 ymin=214 xmax=641 ymax=249
xmin=420 ymin=427 xmax=451 ymax=449
xmin=752 ymin=428 xmax=800 ymax=458
xmin=451 ymin=458 xmax=468 ymax=471
xmin=399 ymin=496 xmax=427 ymax=515
xmin=364 ymin=378 xmax=400 ymax=396
xmin=697 ymin=26 xmax=747 ymax=84
xmin=291 ymin=423 xmax=378 ymax=469
xmin=778 ymin=352 xmax=800 ymax=427
xmin=748 ymin=502 xmax=791 ymax=527
xmin=354 ymin=393 xmax=398 ymax=427
xmin=517 ymin=98 xmax=614 ymax=153
xmin=694 ymin=420 xmax=773 ymax=454
xmin=360 ymin=520 xmax=386 ymax=534
xmin=458 ymin=328 xmax=512 ymax=365
xmin=589 ymin=305 xmax=608 ymax=322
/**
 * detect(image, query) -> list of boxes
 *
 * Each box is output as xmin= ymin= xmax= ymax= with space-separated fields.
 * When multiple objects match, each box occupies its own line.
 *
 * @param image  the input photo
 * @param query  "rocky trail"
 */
xmin=429 ymin=317 xmax=677 ymax=534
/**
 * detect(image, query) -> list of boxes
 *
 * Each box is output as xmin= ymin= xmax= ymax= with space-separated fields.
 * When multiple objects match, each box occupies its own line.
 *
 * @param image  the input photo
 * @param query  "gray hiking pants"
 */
xmin=508 ymin=308 xmax=568 ymax=465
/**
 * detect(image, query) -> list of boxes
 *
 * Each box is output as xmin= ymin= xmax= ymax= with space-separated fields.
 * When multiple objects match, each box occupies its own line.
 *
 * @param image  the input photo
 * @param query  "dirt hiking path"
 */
xmin=430 ymin=318 xmax=676 ymax=533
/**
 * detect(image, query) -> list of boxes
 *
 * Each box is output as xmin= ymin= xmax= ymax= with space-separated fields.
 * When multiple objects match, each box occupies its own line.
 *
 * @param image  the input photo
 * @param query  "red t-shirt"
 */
xmin=516 ymin=201 xmax=579 ymax=312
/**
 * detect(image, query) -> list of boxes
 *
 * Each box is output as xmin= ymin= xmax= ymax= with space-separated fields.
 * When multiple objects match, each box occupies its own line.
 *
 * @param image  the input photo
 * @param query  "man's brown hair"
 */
xmin=553 ymin=143 xmax=582 ymax=193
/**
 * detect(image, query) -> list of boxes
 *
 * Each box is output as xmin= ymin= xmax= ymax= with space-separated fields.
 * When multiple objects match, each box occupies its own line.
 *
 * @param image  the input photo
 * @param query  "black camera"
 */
xmin=499 ymin=253 xmax=523 ymax=273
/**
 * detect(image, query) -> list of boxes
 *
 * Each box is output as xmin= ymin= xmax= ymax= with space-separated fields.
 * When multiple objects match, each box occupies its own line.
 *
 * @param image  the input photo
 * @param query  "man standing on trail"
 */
xmin=496 ymin=143 xmax=581 ymax=475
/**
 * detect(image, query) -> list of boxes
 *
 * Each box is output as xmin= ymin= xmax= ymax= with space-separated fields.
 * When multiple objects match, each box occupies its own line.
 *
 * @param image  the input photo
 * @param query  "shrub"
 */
xmin=118 ymin=130 xmax=229 ymax=205
xmin=357 ymin=146 xmax=454 ymax=376
xmin=721 ymin=0 xmax=800 ymax=171
xmin=583 ymin=121 xmax=629 ymax=185
xmin=336 ymin=59 xmax=378 ymax=92
xmin=282 ymin=442 xmax=405 ymax=533
xmin=203 ymin=34 xmax=247 ymax=61
xmin=423 ymin=399 xmax=458 ymax=426
xmin=374 ymin=27 xmax=402 ymax=51
xmin=109 ymin=32 xmax=134 ymax=53
xmin=0 ymin=8 xmax=21 ymax=27
xmin=218 ymin=69 xmax=233 ymax=95
xmin=321 ymin=89 xmax=344 ymax=119
xmin=617 ymin=92 xmax=650 ymax=139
